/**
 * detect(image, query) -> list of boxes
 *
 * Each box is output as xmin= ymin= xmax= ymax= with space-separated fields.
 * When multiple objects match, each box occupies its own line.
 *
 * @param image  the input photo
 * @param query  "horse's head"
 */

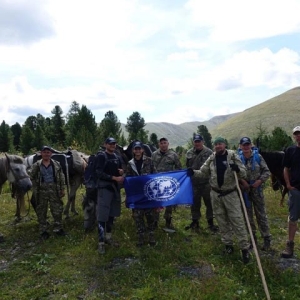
xmin=5 ymin=154 xmax=32 ymax=192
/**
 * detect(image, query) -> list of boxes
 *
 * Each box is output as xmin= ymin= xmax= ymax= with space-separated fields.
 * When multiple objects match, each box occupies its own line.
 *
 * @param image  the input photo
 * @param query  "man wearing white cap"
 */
xmin=281 ymin=126 xmax=300 ymax=258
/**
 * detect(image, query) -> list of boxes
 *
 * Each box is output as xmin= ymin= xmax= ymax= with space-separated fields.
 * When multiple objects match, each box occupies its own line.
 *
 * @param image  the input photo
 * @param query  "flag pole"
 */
xmin=233 ymin=171 xmax=271 ymax=300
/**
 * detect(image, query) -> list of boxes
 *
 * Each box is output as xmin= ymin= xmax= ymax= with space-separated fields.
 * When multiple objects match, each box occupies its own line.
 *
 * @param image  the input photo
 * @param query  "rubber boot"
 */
xmin=241 ymin=249 xmax=250 ymax=264
xmin=281 ymin=241 xmax=295 ymax=258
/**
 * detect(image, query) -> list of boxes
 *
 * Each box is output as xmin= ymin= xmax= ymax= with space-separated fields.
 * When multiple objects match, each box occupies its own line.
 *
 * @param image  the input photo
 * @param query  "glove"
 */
xmin=229 ymin=163 xmax=240 ymax=173
xmin=187 ymin=167 xmax=194 ymax=177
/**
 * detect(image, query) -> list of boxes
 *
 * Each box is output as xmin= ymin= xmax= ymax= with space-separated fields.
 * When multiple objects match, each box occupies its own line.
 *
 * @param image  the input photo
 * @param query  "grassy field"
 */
xmin=0 ymin=182 xmax=299 ymax=300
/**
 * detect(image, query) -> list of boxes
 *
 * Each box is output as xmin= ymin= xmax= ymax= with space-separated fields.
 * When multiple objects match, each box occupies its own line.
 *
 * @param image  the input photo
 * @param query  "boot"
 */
xmin=207 ymin=218 xmax=219 ymax=233
xmin=261 ymin=237 xmax=271 ymax=251
xmin=163 ymin=217 xmax=175 ymax=233
xmin=105 ymin=233 xmax=119 ymax=247
xmin=241 ymin=249 xmax=250 ymax=264
xmin=136 ymin=233 xmax=144 ymax=247
xmin=281 ymin=241 xmax=294 ymax=258
xmin=223 ymin=245 xmax=234 ymax=255
xmin=98 ymin=242 xmax=105 ymax=254
xmin=148 ymin=232 xmax=156 ymax=246
xmin=185 ymin=219 xmax=199 ymax=231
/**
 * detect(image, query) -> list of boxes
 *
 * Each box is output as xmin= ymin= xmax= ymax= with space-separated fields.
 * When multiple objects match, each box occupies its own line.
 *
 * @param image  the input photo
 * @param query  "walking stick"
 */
xmin=233 ymin=171 xmax=271 ymax=300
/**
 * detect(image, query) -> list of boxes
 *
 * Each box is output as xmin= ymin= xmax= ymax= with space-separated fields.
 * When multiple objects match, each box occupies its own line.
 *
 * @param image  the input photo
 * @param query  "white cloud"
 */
xmin=0 ymin=0 xmax=300 ymax=128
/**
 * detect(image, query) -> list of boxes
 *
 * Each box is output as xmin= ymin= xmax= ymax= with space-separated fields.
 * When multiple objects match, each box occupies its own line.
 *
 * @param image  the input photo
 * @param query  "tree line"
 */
xmin=0 ymin=101 xmax=294 ymax=155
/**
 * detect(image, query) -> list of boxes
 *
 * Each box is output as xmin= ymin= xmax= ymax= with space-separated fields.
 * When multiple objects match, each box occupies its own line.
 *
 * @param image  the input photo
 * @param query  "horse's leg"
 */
xmin=280 ymin=187 xmax=289 ymax=207
xmin=70 ymin=178 xmax=82 ymax=215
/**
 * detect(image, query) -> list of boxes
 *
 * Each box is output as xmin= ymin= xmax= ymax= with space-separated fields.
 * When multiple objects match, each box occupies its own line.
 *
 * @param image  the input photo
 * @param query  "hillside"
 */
xmin=211 ymin=87 xmax=300 ymax=145
xmin=120 ymin=87 xmax=300 ymax=148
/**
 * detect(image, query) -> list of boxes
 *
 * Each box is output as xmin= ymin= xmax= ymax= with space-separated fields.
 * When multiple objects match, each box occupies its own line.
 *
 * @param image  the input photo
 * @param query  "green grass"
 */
xmin=0 ymin=183 xmax=299 ymax=300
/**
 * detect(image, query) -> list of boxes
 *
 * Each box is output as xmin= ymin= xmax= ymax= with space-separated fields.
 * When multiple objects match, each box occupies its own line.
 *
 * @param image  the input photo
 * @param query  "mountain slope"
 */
xmin=211 ymin=87 xmax=300 ymax=145
xmin=120 ymin=87 xmax=300 ymax=148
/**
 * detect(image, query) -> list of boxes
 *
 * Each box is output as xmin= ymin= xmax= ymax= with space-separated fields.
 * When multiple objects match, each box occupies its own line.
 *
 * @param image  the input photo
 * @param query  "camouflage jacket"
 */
xmin=239 ymin=152 xmax=270 ymax=183
xmin=126 ymin=155 xmax=156 ymax=176
xmin=194 ymin=150 xmax=247 ymax=190
xmin=29 ymin=159 xmax=65 ymax=193
xmin=151 ymin=149 xmax=182 ymax=173
xmin=186 ymin=145 xmax=213 ymax=185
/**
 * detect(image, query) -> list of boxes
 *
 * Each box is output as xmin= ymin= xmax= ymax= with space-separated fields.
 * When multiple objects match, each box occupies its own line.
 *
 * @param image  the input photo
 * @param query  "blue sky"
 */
xmin=1 ymin=0 xmax=300 ymax=126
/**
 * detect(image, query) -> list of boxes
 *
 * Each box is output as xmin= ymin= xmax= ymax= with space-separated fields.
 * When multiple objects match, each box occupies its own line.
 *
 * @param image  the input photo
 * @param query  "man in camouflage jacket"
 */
xmin=193 ymin=137 xmax=250 ymax=264
xmin=151 ymin=137 xmax=182 ymax=231
xmin=29 ymin=146 xmax=66 ymax=240
xmin=126 ymin=141 xmax=157 ymax=246
xmin=186 ymin=134 xmax=218 ymax=232
xmin=238 ymin=137 xmax=271 ymax=251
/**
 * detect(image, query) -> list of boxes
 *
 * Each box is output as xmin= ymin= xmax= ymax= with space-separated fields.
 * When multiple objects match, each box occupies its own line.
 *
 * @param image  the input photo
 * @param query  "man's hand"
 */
xmin=229 ymin=163 xmax=240 ymax=173
xmin=113 ymin=176 xmax=124 ymax=183
xmin=187 ymin=168 xmax=194 ymax=177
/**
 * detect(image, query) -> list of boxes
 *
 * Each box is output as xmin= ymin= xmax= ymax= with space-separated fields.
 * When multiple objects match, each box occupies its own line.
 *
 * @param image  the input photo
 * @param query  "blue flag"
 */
xmin=124 ymin=170 xmax=193 ymax=209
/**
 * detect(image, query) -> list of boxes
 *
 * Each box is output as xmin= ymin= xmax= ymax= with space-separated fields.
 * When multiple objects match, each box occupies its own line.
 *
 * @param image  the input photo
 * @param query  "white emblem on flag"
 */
xmin=144 ymin=176 xmax=180 ymax=201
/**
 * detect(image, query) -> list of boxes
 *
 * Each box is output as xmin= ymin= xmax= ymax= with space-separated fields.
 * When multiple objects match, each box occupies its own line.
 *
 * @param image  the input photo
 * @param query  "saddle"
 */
xmin=33 ymin=152 xmax=75 ymax=178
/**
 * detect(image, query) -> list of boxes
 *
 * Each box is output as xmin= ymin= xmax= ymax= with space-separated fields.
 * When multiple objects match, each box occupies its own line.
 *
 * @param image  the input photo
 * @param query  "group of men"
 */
xmin=27 ymin=125 xmax=300 ymax=263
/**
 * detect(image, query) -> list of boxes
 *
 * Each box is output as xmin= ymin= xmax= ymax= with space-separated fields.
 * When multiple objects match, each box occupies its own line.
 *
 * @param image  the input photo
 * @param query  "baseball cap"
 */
xmin=41 ymin=146 xmax=52 ymax=152
xmin=193 ymin=134 xmax=203 ymax=141
xmin=105 ymin=137 xmax=117 ymax=144
xmin=213 ymin=137 xmax=226 ymax=145
xmin=293 ymin=126 xmax=300 ymax=134
xmin=133 ymin=141 xmax=143 ymax=149
xmin=239 ymin=137 xmax=252 ymax=145
xmin=159 ymin=137 xmax=168 ymax=142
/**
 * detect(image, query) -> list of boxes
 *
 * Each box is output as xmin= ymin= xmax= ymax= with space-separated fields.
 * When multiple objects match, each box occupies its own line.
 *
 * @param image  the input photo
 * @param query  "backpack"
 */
xmin=83 ymin=151 xmax=120 ymax=188
xmin=83 ymin=154 xmax=97 ymax=188
xmin=238 ymin=147 xmax=261 ymax=171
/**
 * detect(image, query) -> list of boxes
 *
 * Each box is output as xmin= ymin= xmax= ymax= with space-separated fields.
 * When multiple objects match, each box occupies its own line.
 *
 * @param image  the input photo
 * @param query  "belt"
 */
xmin=211 ymin=186 xmax=236 ymax=197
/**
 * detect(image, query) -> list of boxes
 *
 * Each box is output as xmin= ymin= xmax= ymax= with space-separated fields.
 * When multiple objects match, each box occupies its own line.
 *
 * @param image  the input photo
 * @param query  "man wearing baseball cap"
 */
xmin=192 ymin=136 xmax=251 ymax=263
xmin=281 ymin=126 xmax=300 ymax=258
xmin=94 ymin=137 xmax=124 ymax=254
xmin=185 ymin=134 xmax=217 ymax=232
xmin=30 ymin=145 xmax=66 ymax=240
xmin=151 ymin=137 xmax=182 ymax=232
xmin=238 ymin=136 xmax=271 ymax=251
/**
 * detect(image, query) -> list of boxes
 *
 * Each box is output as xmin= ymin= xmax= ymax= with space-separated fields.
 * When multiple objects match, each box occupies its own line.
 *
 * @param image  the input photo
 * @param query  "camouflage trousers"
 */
xmin=132 ymin=208 xmax=156 ymax=233
xmin=191 ymin=182 xmax=213 ymax=221
xmin=246 ymin=188 xmax=271 ymax=239
xmin=35 ymin=183 xmax=64 ymax=234
xmin=83 ymin=187 xmax=97 ymax=230
xmin=211 ymin=190 xmax=249 ymax=250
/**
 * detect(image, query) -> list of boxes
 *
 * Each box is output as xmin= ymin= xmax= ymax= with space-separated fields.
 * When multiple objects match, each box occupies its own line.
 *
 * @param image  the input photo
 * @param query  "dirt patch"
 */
xmin=178 ymin=263 xmax=214 ymax=279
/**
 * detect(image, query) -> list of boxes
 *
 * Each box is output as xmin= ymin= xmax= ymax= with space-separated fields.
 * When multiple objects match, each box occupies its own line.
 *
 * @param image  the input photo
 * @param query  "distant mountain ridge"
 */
xmin=121 ymin=87 xmax=300 ymax=148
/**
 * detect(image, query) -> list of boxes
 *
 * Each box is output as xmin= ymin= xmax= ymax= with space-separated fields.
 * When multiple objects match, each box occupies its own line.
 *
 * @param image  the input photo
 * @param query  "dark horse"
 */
xmin=259 ymin=150 xmax=288 ymax=204
xmin=123 ymin=141 xmax=157 ymax=161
